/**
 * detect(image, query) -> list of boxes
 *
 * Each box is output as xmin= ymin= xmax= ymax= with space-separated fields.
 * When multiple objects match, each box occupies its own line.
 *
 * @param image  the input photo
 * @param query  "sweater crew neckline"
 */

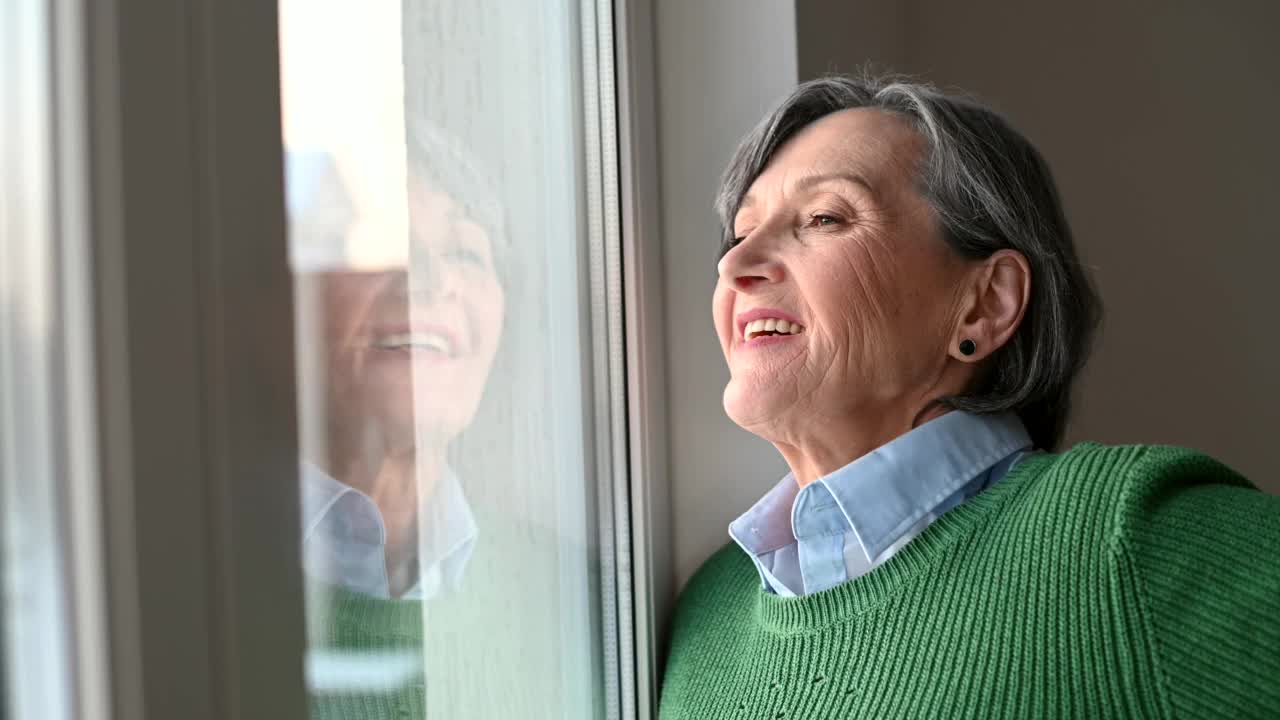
xmin=756 ymin=449 xmax=1057 ymax=635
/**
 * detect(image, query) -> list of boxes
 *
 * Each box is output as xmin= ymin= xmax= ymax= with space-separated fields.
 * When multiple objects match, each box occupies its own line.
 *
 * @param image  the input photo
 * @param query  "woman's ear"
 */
xmin=950 ymin=249 xmax=1031 ymax=362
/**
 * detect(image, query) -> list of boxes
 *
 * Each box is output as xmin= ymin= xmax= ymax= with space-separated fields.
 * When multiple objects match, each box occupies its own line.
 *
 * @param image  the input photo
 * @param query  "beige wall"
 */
xmin=796 ymin=0 xmax=1280 ymax=492
xmin=654 ymin=0 xmax=798 ymax=590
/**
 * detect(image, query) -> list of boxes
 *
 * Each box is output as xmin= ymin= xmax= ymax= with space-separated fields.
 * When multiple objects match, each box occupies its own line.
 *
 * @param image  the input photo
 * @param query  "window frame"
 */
xmin=612 ymin=0 xmax=672 ymax=716
xmin=71 ymin=0 xmax=308 ymax=717
xmin=1 ymin=1 xmax=109 ymax=718
xmin=22 ymin=0 xmax=673 ymax=717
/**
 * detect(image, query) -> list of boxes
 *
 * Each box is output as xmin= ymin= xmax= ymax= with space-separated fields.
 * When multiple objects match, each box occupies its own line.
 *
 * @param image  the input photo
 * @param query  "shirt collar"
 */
xmin=729 ymin=411 xmax=1031 ymax=564
xmin=300 ymin=461 xmax=478 ymax=599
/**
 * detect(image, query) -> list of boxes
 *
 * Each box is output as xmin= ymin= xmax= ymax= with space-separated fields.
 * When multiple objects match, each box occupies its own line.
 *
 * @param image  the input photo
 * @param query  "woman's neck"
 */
xmin=775 ymin=403 xmax=951 ymax=488
xmin=322 ymin=438 xmax=449 ymax=597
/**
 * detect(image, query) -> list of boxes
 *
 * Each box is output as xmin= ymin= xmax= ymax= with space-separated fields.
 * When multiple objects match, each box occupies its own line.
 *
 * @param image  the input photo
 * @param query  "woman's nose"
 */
xmin=407 ymin=249 xmax=460 ymax=304
xmin=717 ymin=233 xmax=784 ymax=293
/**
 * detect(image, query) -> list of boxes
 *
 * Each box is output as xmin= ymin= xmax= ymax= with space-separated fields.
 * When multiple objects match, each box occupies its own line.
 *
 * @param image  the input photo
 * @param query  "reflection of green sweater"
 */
xmin=307 ymin=586 xmax=425 ymax=720
xmin=661 ymin=444 xmax=1280 ymax=719
xmin=304 ymin=509 xmax=570 ymax=719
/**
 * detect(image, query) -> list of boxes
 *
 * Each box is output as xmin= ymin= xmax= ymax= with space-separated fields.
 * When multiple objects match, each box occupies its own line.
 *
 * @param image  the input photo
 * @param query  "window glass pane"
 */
xmin=1 ymin=2 xmax=75 ymax=719
xmin=279 ymin=2 xmax=608 ymax=717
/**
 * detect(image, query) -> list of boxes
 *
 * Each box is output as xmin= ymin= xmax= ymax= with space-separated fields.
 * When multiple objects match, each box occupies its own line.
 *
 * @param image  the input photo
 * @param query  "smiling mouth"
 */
xmin=742 ymin=317 xmax=806 ymax=342
xmin=370 ymin=331 xmax=456 ymax=356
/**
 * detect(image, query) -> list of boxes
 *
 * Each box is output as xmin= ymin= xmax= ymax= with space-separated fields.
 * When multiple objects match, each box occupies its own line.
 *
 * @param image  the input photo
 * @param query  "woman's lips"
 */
xmin=366 ymin=322 xmax=465 ymax=358
xmin=371 ymin=330 xmax=455 ymax=356
xmin=734 ymin=308 xmax=807 ymax=344
xmin=739 ymin=331 xmax=803 ymax=349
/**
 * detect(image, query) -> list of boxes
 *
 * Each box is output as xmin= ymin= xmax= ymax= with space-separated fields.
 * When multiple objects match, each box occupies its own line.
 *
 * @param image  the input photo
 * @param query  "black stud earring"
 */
xmin=959 ymin=339 xmax=976 ymax=356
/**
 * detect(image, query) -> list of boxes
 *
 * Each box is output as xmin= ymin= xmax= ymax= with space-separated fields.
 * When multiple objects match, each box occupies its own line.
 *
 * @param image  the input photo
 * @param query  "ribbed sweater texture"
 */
xmin=308 ymin=585 xmax=426 ymax=720
xmin=305 ymin=510 xmax=569 ymax=719
xmin=660 ymin=443 xmax=1280 ymax=719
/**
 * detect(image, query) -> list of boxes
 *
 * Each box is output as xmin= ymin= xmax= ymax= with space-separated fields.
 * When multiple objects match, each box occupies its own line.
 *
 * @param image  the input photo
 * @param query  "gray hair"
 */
xmin=716 ymin=73 xmax=1102 ymax=451
xmin=406 ymin=118 xmax=511 ymax=285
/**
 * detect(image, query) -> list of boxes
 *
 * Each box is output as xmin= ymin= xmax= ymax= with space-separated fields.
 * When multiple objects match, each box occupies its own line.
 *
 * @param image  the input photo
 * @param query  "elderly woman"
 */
xmin=294 ymin=125 xmax=508 ymax=718
xmin=297 ymin=126 xmax=506 ymax=602
xmin=660 ymin=74 xmax=1280 ymax=719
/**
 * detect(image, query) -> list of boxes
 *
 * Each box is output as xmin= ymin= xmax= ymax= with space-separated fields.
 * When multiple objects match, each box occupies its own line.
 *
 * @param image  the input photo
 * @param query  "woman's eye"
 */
xmin=810 ymin=213 xmax=842 ymax=227
xmin=447 ymin=248 xmax=489 ymax=268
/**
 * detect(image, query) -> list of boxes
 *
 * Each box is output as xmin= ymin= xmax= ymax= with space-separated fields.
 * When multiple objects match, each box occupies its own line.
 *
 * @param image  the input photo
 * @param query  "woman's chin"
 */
xmin=350 ymin=392 xmax=471 ymax=453
xmin=722 ymin=383 xmax=783 ymax=434
xmin=358 ymin=369 xmax=483 ymax=440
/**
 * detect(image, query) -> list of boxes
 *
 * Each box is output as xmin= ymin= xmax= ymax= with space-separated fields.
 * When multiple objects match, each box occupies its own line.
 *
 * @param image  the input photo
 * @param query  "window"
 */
xmin=2 ymin=2 xmax=109 ymax=719
xmin=1 ymin=0 xmax=655 ymax=716
xmin=280 ymin=0 xmax=629 ymax=716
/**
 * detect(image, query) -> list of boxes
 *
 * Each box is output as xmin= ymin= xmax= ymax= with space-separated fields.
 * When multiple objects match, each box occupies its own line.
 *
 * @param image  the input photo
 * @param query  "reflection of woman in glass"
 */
xmin=289 ymin=126 xmax=508 ymax=717
xmin=300 ymin=170 xmax=505 ymax=600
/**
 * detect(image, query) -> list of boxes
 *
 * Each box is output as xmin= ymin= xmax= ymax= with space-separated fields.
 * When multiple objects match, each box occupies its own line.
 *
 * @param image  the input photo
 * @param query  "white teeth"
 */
xmin=372 ymin=331 xmax=454 ymax=355
xmin=743 ymin=317 xmax=805 ymax=341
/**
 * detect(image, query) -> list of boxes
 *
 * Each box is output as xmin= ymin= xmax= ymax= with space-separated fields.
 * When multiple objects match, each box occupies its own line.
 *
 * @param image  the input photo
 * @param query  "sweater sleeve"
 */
xmin=1112 ymin=445 xmax=1280 ymax=720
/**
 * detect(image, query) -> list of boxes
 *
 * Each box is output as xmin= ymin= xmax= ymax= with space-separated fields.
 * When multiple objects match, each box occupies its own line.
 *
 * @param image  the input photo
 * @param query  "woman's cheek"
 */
xmin=711 ymin=285 xmax=734 ymax=352
xmin=469 ymin=280 xmax=505 ymax=364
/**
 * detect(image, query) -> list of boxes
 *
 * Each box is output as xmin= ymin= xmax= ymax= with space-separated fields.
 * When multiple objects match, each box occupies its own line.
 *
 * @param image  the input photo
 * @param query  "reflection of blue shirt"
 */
xmin=300 ymin=462 xmax=477 ymax=599
xmin=729 ymin=411 xmax=1033 ymax=597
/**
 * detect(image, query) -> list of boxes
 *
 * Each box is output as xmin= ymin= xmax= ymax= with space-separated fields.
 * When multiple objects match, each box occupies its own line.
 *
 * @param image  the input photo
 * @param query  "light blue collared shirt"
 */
xmin=300 ymin=462 xmax=477 ymax=599
xmin=729 ymin=411 xmax=1033 ymax=596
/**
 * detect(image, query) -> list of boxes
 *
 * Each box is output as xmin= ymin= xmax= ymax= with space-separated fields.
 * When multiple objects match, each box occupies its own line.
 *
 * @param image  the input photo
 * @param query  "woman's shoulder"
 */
xmin=1037 ymin=443 xmax=1280 ymax=713
xmin=993 ymin=440 xmax=1274 ymax=558
xmin=1003 ymin=441 xmax=1278 ymax=558
xmin=668 ymin=543 xmax=758 ymax=631
xmin=677 ymin=543 xmax=758 ymax=604
xmin=663 ymin=544 xmax=759 ymax=683
xmin=1039 ymin=440 xmax=1252 ymax=485
xmin=1023 ymin=441 xmax=1263 ymax=511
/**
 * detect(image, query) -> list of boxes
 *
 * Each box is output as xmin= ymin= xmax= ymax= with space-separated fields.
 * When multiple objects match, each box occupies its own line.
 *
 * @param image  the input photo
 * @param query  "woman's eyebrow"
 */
xmin=791 ymin=171 xmax=875 ymax=197
xmin=739 ymin=171 xmax=875 ymax=212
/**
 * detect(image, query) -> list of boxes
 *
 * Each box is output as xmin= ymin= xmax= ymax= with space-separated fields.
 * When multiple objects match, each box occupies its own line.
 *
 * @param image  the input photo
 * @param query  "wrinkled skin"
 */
xmin=714 ymin=108 xmax=1030 ymax=486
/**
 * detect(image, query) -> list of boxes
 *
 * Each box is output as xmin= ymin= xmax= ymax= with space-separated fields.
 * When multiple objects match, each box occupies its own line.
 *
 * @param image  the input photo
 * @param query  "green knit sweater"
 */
xmin=660 ymin=443 xmax=1280 ymax=719
xmin=306 ymin=584 xmax=426 ymax=720
xmin=304 ymin=512 xmax=571 ymax=719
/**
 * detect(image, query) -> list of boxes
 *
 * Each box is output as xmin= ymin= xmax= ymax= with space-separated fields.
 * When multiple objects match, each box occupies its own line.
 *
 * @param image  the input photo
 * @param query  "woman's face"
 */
xmin=318 ymin=186 xmax=505 ymax=453
xmin=713 ymin=108 xmax=971 ymax=444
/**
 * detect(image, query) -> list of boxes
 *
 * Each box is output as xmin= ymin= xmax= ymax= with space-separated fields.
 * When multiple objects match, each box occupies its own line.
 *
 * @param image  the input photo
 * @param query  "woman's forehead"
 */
xmin=745 ymin=108 xmax=923 ymax=203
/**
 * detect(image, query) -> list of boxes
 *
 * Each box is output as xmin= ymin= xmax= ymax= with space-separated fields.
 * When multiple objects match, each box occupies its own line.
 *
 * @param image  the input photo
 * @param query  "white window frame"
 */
xmin=612 ymin=0 xmax=672 ymax=717
xmin=15 ymin=0 xmax=674 ymax=717
xmin=2 ymin=1 xmax=110 ymax=718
